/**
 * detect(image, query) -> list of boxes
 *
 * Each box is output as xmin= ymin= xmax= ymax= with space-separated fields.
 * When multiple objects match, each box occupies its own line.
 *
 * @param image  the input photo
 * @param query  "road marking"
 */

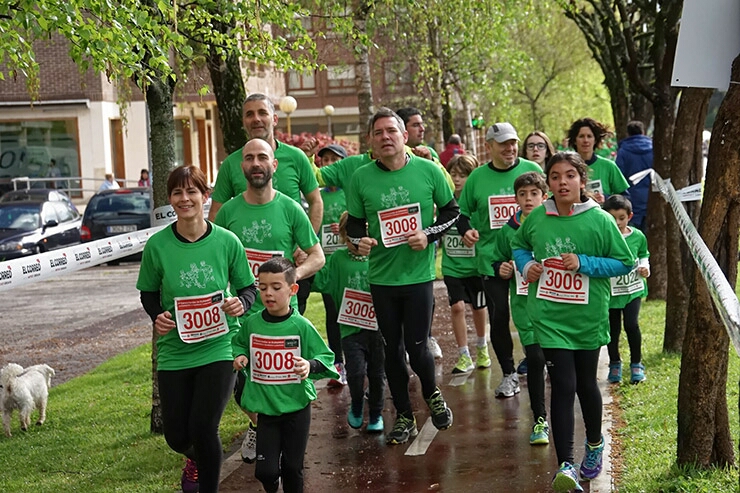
xmin=449 ymin=372 xmax=471 ymax=386
xmin=405 ymin=418 xmax=438 ymax=456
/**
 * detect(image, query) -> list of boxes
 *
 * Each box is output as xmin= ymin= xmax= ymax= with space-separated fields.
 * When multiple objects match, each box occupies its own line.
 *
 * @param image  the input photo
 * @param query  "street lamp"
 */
xmin=323 ymin=104 xmax=335 ymax=138
xmin=279 ymin=96 xmax=298 ymax=136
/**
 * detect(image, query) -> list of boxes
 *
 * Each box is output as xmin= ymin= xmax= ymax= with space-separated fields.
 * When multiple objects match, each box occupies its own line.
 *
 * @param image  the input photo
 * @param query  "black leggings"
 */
xmin=158 ymin=360 xmax=236 ymax=493
xmin=322 ymin=293 xmax=343 ymax=365
xmin=255 ymin=405 xmax=311 ymax=493
xmin=524 ymin=343 xmax=547 ymax=422
xmin=482 ymin=276 xmax=514 ymax=375
xmin=370 ymin=281 xmax=437 ymax=416
xmin=542 ymin=348 xmax=602 ymax=465
xmin=608 ymin=297 xmax=642 ymax=364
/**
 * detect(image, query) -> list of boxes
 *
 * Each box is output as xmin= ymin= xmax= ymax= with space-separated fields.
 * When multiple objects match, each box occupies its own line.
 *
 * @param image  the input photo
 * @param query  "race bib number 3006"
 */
xmin=536 ymin=257 xmax=589 ymax=304
xmin=250 ymin=334 xmax=301 ymax=385
xmin=174 ymin=290 xmax=228 ymax=343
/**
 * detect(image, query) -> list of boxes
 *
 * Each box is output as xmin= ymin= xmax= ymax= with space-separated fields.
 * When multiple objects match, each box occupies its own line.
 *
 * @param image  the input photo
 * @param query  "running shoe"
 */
xmin=347 ymin=404 xmax=363 ymax=429
xmin=529 ymin=417 xmax=550 ymax=445
xmin=516 ymin=358 xmax=528 ymax=375
xmin=476 ymin=346 xmax=492 ymax=369
xmin=580 ymin=436 xmax=605 ymax=480
xmin=452 ymin=353 xmax=475 ymax=374
xmin=386 ymin=414 xmax=418 ymax=445
xmin=240 ymin=422 xmax=257 ymax=463
xmin=327 ymin=362 xmax=347 ymax=387
xmin=367 ymin=415 xmax=384 ymax=433
xmin=608 ymin=362 xmax=622 ymax=384
xmin=425 ymin=387 xmax=453 ymax=430
xmin=552 ymin=462 xmax=583 ymax=492
xmin=428 ymin=337 xmax=443 ymax=359
xmin=494 ymin=373 xmax=520 ymax=398
xmin=181 ymin=458 xmax=199 ymax=493
xmin=630 ymin=363 xmax=646 ymax=384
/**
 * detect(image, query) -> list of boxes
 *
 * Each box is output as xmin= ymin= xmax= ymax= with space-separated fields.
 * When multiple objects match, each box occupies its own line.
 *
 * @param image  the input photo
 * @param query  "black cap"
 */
xmin=317 ymin=144 xmax=348 ymax=159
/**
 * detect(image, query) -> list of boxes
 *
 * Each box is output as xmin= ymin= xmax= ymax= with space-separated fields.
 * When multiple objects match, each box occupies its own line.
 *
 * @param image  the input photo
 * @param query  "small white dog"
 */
xmin=1 ymin=363 xmax=55 ymax=437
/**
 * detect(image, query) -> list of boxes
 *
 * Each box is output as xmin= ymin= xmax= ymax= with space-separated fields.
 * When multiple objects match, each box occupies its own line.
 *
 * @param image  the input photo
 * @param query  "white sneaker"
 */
xmin=240 ymin=423 xmax=257 ymax=463
xmin=428 ymin=337 xmax=443 ymax=359
xmin=494 ymin=373 xmax=521 ymax=398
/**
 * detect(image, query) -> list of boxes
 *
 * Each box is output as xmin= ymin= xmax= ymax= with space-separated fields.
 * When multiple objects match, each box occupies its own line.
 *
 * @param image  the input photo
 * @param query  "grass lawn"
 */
xmin=1 ymin=294 xmax=738 ymax=491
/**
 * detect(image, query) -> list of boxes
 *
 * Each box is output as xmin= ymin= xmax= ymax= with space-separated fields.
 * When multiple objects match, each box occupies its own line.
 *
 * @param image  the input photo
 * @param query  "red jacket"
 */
xmin=439 ymin=144 xmax=465 ymax=168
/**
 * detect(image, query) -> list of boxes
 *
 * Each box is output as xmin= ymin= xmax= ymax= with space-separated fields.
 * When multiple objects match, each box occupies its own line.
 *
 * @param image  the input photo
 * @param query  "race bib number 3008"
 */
xmin=250 ymin=334 xmax=301 ymax=385
xmin=337 ymin=288 xmax=378 ymax=330
xmin=174 ymin=290 xmax=228 ymax=343
xmin=378 ymin=203 xmax=422 ymax=248
xmin=488 ymin=195 xmax=518 ymax=230
xmin=536 ymin=257 xmax=589 ymax=304
xmin=245 ymin=248 xmax=284 ymax=281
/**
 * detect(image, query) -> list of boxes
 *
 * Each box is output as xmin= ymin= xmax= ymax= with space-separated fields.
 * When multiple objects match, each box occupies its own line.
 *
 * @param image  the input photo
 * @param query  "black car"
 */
xmin=81 ymin=188 xmax=150 ymax=264
xmin=0 ymin=199 xmax=82 ymax=260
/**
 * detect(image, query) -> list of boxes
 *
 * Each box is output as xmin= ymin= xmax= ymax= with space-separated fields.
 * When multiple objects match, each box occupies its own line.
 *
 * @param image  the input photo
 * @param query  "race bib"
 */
xmin=173 ymin=290 xmax=228 ymax=343
xmin=249 ymin=334 xmax=301 ymax=385
xmin=586 ymin=179 xmax=603 ymax=196
xmin=245 ymin=248 xmax=284 ymax=281
xmin=536 ymin=257 xmax=589 ymax=304
xmin=378 ymin=203 xmax=422 ymax=248
xmin=321 ymin=224 xmax=343 ymax=255
xmin=443 ymin=230 xmax=475 ymax=258
xmin=488 ymin=195 xmax=518 ymax=230
xmin=514 ymin=268 xmax=529 ymax=296
xmin=337 ymin=288 xmax=378 ymax=331
xmin=610 ymin=268 xmax=644 ymax=296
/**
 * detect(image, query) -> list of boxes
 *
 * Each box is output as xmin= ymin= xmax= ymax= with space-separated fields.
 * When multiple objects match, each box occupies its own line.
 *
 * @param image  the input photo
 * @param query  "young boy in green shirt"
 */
xmin=232 ymin=258 xmax=338 ymax=493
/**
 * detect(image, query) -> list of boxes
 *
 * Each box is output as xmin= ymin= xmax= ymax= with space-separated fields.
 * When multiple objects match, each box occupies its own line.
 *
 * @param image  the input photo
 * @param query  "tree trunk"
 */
xmin=677 ymin=55 xmax=740 ymax=468
xmin=146 ymin=77 xmax=177 ymax=434
xmin=354 ymin=2 xmax=374 ymax=153
xmin=426 ymin=21 xmax=444 ymax=153
xmin=662 ymin=88 xmax=712 ymax=352
xmin=206 ymin=44 xmax=247 ymax=154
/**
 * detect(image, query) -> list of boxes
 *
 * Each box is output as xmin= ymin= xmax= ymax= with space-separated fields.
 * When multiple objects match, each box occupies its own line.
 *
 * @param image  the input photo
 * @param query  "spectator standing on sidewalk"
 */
xmin=615 ymin=121 xmax=653 ymax=232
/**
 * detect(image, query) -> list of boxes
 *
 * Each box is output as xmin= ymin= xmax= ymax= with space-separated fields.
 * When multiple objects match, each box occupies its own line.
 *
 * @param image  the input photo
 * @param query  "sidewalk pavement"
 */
xmin=217 ymin=282 xmax=615 ymax=492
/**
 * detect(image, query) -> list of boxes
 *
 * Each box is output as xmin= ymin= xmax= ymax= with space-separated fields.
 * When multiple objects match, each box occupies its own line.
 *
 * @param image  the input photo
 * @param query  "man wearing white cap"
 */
xmin=456 ymin=122 xmax=542 ymax=399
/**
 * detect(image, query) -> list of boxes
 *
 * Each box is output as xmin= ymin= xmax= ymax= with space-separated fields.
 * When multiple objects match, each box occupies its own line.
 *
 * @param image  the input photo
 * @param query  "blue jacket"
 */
xmin=616 ymin=135 xmax=653 ymax=227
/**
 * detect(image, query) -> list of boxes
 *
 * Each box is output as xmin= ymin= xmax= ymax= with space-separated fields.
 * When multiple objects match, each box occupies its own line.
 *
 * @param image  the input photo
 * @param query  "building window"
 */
xmin=287 ymin=70 xmax=316 ymax=96
xmin=384 ymin=61 xmax=413 ymax=92
xmin=327 ymin=65 xmax=355 ymax=93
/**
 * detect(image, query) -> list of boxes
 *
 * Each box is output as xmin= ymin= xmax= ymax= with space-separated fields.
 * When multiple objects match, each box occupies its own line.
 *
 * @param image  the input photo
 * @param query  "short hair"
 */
xmin=602 ymin=194 xmax=633 ymax=215
xmin=258 ymin=257 xmax=297 ymax=285
xmin=627 ymin=121 xmax=645 ymax=136
xmin=567 ymin=118 xmax=611 ymax=151
xmin=244 ymin=93 xmax=275 ymax=114
xmin=395 ymin=107 xmax=422 ymax=125
xmin=545 ymin=152 xmax=590 ymax=202
xmin=447 ymin=154 xmax=478 ymax=177
xmin=50 ymin=159 xmax=56 ymax=165
xmin=514 ymin=171 xmax=547 ymax=195
xmin=370 ymin=107 xmax=405 ymax=133
xmin=166 ymin=165 xmax=209 ymax=196
xmin=519 ymin=131 xmax=555 ymax=161
xmin=447 ymin=134 xmax=462 ymax=145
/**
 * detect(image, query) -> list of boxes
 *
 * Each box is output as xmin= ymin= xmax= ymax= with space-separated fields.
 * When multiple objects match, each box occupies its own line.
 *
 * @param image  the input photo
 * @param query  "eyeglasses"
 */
xmin=526 ymin=142 xmax=547 ymax=150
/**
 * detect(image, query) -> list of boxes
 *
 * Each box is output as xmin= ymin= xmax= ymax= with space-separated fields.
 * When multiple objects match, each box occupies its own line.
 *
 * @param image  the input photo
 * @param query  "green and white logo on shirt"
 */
xmin=180 ymin=261 xmax=216 ymax=289
xmin=381 ymin=186 xmax=411 ymax=208
xmin=544 ymin=237 xmax=578 ymax=258
xmin=242 ymin=220 xmax=273 ymax=244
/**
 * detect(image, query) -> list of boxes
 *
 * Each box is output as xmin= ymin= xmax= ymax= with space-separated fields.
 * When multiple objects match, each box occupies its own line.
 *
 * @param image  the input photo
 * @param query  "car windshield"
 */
xmin=89 ymin=193 xmax=150 ymax=216
xmin=0 ymin=204 xmax=41 ymax=231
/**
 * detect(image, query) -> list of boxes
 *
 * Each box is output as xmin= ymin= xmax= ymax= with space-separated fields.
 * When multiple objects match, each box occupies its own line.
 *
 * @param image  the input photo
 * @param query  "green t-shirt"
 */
xmin=213 ymin=191 xmax=319 ymax=315
xmin=587 ymin=155 xmax=630 ymax=196
xmin=212 ymin=140 xmax=318 ymax=205
xmin=318 ymin=152 xmax=373 ymax=193
xmin=231 ymin=309 xmax=338 ymax=416
xmin=609 ymin=227 xmax=649 ymax=309
xmin=346 ymin=156 xmax=454 ymax=286
xmin=136 ymin=223 xmax=255 ymax=371
xmin=458 ymin=158 xmax=542 ymax=277
xmin=312 ymin=249 xmax=372 ymax=339
xmin=441 ymin=224 xmax=478 ymax=278
xmin=319 ymin=188 xmax=347 ymax=258
xmin=491 ymin=212 xmax=536 ymax=345
xmin=511 ymin=201 xmax=634 ymax=350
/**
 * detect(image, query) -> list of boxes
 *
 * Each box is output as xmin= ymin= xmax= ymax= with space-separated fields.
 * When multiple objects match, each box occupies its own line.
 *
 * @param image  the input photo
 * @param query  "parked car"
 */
xmin=80 ymin=188 xmax=150 ymax=264
xmin=0 ymin=199 xmax=82 ymax=260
